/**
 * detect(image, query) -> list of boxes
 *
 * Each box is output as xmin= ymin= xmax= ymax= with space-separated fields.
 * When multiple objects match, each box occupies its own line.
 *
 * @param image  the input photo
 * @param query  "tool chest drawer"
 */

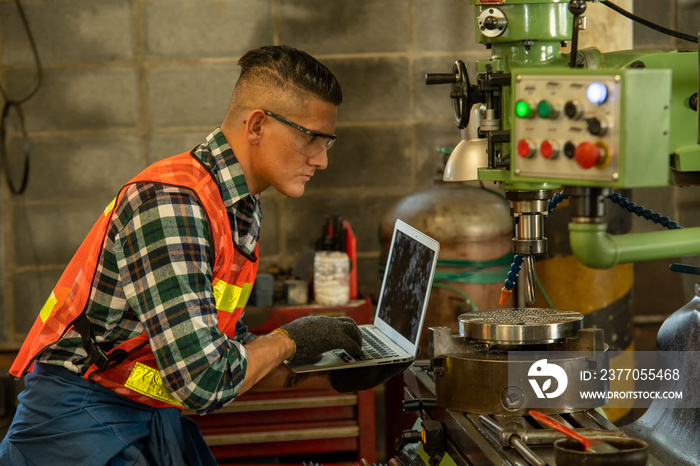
xmin=185 ymin=388 xmax=375 ymax=465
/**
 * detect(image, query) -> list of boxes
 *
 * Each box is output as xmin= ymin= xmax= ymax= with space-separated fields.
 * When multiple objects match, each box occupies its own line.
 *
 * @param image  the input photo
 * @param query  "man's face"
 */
xmin=257 ymin=99 xmax=337 ymax=198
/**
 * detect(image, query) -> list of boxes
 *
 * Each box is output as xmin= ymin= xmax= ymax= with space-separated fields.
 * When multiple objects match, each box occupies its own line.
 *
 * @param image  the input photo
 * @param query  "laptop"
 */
xmin=286 ymin=219 xmax=440 ymax=373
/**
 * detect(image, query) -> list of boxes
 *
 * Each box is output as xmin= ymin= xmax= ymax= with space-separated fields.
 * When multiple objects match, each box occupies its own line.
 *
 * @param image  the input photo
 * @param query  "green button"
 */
xmin=515 ymin=100 xmax=531 ymax=118
xmin=538 ymin=101 xmax=554 ymax=118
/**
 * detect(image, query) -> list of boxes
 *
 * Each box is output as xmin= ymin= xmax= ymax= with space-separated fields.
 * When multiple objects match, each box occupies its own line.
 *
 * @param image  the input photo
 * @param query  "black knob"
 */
xmin=585 ymin=117 xmax=606 ymax=136
xmin=484 ymin=16 xmax=498 ymax=29
xmin=568 ymin=0 xmax=587 ymax=15
xmin=564 ymin=100 xmax=583 ymax=119
xmin=425 ymin=73 xmax=457 ymax=85
xmin=564 ymin=141 xmax=576 ymax=159
xmin=483 ymin=16 xmax=506 ymax=31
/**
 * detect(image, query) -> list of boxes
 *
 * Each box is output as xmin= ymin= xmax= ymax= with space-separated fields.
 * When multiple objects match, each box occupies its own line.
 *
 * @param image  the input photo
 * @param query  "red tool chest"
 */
xmin=185 ymin=299 xmax=377 ymax=465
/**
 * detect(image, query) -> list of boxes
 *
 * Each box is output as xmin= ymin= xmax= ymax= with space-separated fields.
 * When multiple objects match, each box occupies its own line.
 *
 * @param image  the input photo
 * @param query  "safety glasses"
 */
xmin=264 ymin=110 xmax=337 ymax=156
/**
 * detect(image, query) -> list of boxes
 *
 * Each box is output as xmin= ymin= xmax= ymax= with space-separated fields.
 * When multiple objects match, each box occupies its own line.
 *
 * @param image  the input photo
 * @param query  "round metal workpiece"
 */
xmin=458 ymin=308 xmax=583 ymax=345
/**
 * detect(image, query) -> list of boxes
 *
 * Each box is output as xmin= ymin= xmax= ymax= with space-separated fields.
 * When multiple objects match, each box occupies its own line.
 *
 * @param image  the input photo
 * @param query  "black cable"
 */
xmin=0 ymin=103 xmax=30 ymax=194
xmin=0 ymin=0 xmax=42 ymax=195
xmin=4 ymin=0 xmax=42 ymax=104
xmin=601 ymin=0 xmax=699 ymax=44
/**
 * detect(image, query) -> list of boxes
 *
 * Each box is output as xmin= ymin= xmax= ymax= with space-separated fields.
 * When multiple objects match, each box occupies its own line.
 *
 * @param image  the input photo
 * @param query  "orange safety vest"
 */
xmin=10 ymin=151 xmax=259 ymax=409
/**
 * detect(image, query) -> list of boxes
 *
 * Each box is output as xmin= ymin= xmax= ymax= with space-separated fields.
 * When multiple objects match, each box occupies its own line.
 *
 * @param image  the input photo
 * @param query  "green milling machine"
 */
xmin=396 ymin=1 xmax=700 ymax=465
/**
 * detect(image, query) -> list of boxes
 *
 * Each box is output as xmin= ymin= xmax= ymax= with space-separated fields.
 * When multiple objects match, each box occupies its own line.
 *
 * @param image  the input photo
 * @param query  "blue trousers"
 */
xmin=0 ymin=363 xmax=216 ymax=466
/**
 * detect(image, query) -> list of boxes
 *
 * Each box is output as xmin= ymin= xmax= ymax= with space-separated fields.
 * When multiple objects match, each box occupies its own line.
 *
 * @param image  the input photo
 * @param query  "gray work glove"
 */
xmin=277 ymin=316 xmax=363 ymax=362
xmin=329 ymin=361 xmax=412 ymax=393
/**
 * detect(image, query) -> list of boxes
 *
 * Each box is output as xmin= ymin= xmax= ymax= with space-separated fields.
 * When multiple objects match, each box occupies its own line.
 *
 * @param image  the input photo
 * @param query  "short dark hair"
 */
xmin=237 ymin=45 xmax=342 ymax=106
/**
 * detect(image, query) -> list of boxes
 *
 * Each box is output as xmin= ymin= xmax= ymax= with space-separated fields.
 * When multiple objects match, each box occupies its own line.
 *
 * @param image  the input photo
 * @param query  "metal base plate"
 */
xmin=458 ymin=308 xmax=583 ymax=345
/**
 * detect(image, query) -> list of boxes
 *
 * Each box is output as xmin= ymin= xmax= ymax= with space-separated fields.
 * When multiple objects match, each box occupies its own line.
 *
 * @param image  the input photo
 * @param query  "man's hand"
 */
xmin=276 ymin=316 xmax=362 ymax=362
xmin=329 ymin=361 xmax=412 ymax=393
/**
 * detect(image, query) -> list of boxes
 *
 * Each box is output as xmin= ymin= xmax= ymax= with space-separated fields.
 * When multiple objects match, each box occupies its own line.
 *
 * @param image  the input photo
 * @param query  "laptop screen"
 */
xmin=376 ymin=223 xmax=438 ymax=345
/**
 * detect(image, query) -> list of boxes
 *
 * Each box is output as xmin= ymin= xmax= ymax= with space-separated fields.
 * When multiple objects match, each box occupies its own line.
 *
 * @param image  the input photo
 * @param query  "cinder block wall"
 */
xmin=0 ymin=0 xmax=698 ymax=343
xmin=0 ymin=0 xmax=490 ymax=341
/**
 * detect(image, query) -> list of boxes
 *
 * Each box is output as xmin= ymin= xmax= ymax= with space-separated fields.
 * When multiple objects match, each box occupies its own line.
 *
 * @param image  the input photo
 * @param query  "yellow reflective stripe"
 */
xmin=102 ymin=197 xmax=117 ymax=222
xmin=237 ymin=282 xmax=252 ymax=309
xmin=124 ymin=362 xmax=183 ymax=407
xmin=40 ymin=291 xmax=57 ymax=323
xmin=213 ymin=279 xmax=252 ymax=313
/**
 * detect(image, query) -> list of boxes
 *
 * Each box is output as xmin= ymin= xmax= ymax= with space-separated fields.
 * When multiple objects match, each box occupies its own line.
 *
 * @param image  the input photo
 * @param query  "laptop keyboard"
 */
xmin=332 ymin=327 xmax=400 ymax=362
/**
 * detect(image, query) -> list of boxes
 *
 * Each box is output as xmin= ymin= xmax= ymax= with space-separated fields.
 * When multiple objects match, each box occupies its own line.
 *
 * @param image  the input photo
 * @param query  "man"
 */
xmin=0 ymin=45 xmax=401 ymax=466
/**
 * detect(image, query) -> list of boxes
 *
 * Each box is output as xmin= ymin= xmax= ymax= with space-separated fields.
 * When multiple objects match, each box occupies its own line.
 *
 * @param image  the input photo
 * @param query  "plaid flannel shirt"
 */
xmin=37 ymin=128 xmax=263 ymax=414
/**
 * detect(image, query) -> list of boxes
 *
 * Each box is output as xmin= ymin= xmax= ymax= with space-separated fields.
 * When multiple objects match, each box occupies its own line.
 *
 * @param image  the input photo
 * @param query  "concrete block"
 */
xmin=11 ymin=134 xmax=144 ymax=202
xmin=12 ymin=269 xmax=63 ymax=334
xmin=324 ymin=56 xmax=410 ymax=123
xmin=12 ymin=200 xmax=110 ymax=268
xmin=309 ymin=125 xmax=412 ymax=190
xmin=676 ymin=0 xmax=700 ymax=51
xmin=5 ymin=66 xmax=139 ymax=131
xmin=279 ymin=0 xmax=409 ymax=54
xmin=284 ymin=191 xmax=406 ymax=255
xmin=577 ymin=1 xmax=633 ymax=53
xmin=143 ymin=0 xmax=273 ymax=59
xmin=632 ymin=0 xmax=673 ymax=49
xmin=412 ymin=0 xmax=481 ymax=53
xmin=0 ymin=0 xmax=135 ymax=65
xmin=147 ymin=63 xmax=239 ymax=128
xmin=148 ymin=131 xmax=212 ymax=164
xmin=412 ymin=121 xmax=464 ymax=186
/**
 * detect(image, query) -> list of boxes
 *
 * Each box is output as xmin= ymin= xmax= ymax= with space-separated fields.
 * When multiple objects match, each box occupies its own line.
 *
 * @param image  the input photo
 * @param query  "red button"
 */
xmin=517 ymin=139 xmax=535 ymax=158
xmin=540 ymin=140 xmax=558 ymax=159
xmin=574 ymin=142 xmax=601 ymax=169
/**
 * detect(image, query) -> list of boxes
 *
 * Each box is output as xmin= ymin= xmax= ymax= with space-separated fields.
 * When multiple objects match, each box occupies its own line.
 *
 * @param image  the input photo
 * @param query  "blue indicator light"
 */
xmin=587 ymin=82 xmax=608 ymax=105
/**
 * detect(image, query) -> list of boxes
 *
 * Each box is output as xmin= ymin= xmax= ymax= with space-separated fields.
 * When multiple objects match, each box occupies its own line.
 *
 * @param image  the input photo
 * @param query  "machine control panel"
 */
xmin=512 ymin=74 xmax=622 ymax=183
